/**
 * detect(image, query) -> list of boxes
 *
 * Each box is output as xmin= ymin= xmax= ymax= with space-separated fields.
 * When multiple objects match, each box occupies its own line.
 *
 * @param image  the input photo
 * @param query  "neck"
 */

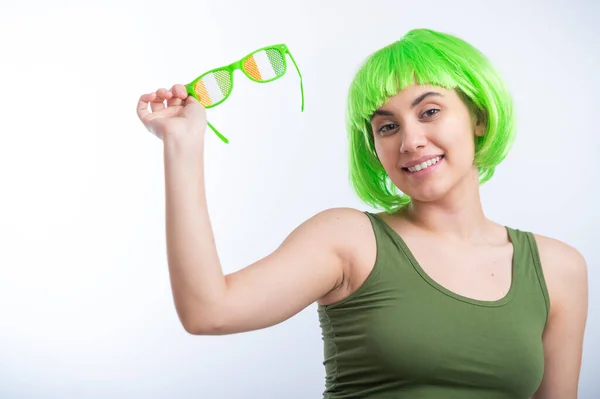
xmin=402 ymin=168 xmax=490 ymax=241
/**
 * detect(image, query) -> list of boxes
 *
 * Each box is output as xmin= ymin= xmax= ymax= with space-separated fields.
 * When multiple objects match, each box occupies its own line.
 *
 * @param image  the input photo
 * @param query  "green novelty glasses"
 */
xmin=185 ymin=43 xmax=304 ymax=144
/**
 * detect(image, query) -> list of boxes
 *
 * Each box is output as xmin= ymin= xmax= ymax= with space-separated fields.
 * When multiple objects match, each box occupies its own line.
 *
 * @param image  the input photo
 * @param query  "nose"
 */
xmin=399 ymin=121 xmax=428 ymax=153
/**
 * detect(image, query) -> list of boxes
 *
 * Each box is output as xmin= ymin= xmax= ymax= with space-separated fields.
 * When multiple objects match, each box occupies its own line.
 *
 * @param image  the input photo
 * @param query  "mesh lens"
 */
xmin=242 ymin=48 xmax=285 ymax=82
xmin=193 ymin=69 xmax=232 ymax=107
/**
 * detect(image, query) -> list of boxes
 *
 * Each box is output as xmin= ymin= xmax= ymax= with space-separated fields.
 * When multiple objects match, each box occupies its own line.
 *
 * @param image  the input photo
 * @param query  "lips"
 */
xmin=402 ymin=155 xmax=445 ymax=172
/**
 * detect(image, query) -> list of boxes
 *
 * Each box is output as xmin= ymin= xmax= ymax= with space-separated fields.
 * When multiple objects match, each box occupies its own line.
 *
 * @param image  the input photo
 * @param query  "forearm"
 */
xmin=162 ymin=136 xmax=227 ymax=332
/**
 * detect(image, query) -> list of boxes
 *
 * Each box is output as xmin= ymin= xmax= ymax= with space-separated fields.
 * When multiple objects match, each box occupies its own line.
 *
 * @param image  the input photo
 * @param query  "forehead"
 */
xmin=380 ymin=84 xmax=454 ymax=108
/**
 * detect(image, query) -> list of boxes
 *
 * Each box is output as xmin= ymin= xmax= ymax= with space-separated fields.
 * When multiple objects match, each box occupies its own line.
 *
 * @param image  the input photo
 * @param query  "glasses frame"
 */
xmin=185 ymin=43 xmax=304 ymax=144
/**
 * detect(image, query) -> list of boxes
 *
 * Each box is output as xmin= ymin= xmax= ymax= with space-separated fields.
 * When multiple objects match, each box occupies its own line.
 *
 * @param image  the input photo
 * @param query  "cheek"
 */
xmin=433 ymin=121 xmax=476 ymax=161
xmin=374 ymin=143 xmax=398 ymax=170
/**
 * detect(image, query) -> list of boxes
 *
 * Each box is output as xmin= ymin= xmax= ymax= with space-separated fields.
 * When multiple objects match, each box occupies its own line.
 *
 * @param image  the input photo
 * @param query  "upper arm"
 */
xmin=194 ymin=207 xmax=366 ymax=335
xmin=533 ymin=235 xmax=589 ymax=399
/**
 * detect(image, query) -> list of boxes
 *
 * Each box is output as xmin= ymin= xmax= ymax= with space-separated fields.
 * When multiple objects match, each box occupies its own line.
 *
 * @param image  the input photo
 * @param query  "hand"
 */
xmin=136 ymin=84 xmax=207 ymax=142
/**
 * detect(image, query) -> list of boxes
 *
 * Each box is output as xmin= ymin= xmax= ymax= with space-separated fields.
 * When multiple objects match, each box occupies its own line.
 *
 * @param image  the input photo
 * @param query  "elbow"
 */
xmin=183 ymin=320 xmax=226 ymax=335
xmin=174 ymin=292 xmax=233 ymax=335
xmin=179 ymin=310 xmax=229 ymax=336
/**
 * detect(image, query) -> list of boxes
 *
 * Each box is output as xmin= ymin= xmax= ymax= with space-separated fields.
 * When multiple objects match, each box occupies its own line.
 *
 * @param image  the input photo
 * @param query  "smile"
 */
xmin=404 ymin=155 xmax=444 ymax=173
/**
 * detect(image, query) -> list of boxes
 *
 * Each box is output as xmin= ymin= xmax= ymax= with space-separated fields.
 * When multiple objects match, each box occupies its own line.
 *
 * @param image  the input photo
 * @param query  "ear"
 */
xmin=474 ymin=124 xmax=485 ymax=137
xmin=473 ymin=109 xmax=487 ymax=137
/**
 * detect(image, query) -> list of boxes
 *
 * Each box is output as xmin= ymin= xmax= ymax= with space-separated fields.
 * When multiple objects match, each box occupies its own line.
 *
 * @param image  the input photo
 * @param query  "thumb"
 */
xmin=182 ymin=94 xmax=207 ymax=121
xmin=185 ymin=95 xmax=199 ymax=104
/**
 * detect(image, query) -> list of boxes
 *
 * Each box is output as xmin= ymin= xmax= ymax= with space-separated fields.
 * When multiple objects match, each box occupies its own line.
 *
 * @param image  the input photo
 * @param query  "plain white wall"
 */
xmin=1 ymin=0 xmax=598 ymax=397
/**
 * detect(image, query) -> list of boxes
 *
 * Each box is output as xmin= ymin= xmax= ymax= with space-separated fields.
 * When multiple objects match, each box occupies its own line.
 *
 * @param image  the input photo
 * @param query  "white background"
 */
xmin=1 ymin=0 xmax=598 ymax=397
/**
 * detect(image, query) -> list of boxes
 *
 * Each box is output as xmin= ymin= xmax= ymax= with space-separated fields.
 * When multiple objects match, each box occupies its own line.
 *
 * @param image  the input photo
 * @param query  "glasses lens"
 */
xmin=243 ymin=48 xmax=285 ymax=82
xmin=193 ymin=69 xmax=232 ymax=107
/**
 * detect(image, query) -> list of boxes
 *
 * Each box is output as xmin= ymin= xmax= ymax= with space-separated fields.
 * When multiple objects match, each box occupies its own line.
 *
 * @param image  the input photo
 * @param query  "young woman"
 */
xmin=136 ymin=28 xmax=588 ymax=398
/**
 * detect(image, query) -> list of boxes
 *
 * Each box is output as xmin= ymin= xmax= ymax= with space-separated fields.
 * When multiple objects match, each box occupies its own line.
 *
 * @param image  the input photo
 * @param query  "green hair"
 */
xmin=346 ymin=28 xmax=516 ymax=213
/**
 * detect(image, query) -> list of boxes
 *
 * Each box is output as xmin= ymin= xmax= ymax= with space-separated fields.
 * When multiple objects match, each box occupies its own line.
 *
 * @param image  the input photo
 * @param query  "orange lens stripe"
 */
xmin=243 ymin=55 xmax=262 ymax=80
xmin=194 ymin=79 xmax=212 ymax=106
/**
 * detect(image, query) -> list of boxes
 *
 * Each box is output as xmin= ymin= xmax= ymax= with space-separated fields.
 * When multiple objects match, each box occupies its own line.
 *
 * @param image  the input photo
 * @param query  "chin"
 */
xmin=405 ymin=188 xmax=450 ymax=203
xmin=395 ymin=178 xmax=454 ymax=203
xmin=391 ymin=160 xmax=475 ymax=203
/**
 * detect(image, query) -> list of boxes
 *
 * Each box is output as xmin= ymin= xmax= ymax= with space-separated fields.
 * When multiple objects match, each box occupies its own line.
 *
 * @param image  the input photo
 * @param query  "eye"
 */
xmin=421 ymin=108 xmax=440 ymax=118
xmin=378 ymin=123 xmax=399 ymax=134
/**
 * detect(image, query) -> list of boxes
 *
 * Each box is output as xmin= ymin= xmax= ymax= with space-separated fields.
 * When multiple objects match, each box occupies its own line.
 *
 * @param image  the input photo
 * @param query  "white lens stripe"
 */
xmin=253 ymin=51 xmax=277 ymax=80
xmin=203 ymin=73 xmax=225 ymax=103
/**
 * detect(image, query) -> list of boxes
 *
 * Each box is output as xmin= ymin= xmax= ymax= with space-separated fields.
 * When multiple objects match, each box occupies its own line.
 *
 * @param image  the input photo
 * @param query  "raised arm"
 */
xmin=138 ymin=84 xmax=356 ymax=336
xmin=165 ymin=137 xmax=351 ymax=334
xmin=197 ymin=207 xmax=356 ymax=335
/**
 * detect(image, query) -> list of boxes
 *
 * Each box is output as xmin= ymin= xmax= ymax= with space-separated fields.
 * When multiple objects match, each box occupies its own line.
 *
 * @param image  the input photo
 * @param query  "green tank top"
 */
xmin=317 ymin=211 xmax=550 ymax=399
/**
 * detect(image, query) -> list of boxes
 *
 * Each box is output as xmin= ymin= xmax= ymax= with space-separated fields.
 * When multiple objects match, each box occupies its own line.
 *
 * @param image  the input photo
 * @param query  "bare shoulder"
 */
xmin=307 ymin=206 xmax=371 ymax=230
xmin=532 ymin=234 xmax=588 ymax=306
xmin=533 ymin=234 xmax=587 ymax=283
xmin=307 ymin=207 xmax=378 ymax=305
xmin=307 ymin=207 xmax=376 ymax=263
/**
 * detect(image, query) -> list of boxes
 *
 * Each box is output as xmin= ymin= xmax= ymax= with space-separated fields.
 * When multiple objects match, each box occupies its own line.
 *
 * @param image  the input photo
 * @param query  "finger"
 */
xmin=174 ymin=84 xmax=188 ymax=99
xmin=137 ymin=93 xmax=156 ymax=122
xmin=149 ymin=99 xmax=165 ymax=112
xmin=182 ymin=95 xmax=205 ymax=119
xmin=157 ymin=88 xmax=172 ymax=100
xmin=150 ymin=88 xmax=170 ymax=112
xmin=167 ymin=86 xmax=183 ymax=107
xmin=167 ymin=84 xmax=187 ymax=107
xmin=167 ymin=97 xmax=183 ymax=107
xmin=185 ymin=95 xmax=200 ymax=105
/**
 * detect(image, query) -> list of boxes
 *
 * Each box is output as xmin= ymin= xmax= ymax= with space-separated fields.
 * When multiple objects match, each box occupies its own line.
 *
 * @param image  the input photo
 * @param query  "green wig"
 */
xmin=346 ymin=28 xmax=516 ymax=213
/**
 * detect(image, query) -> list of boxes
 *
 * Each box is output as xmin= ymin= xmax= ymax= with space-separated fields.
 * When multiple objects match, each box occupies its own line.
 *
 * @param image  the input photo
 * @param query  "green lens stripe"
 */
xmin=266 ymin=49 xmax=285 ymax=75
xmin=214 ymin=71 xmax=230 ymax=97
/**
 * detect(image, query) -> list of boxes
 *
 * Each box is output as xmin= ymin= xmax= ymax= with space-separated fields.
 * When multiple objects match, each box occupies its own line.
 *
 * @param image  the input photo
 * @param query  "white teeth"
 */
xmin=407 ymin=156 xmax=442 ymax=173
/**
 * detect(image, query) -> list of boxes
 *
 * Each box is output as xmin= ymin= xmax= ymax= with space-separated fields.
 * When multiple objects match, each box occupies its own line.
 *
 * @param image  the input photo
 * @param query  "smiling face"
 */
xmin=369 ymin=84 xmax=485 ymax=203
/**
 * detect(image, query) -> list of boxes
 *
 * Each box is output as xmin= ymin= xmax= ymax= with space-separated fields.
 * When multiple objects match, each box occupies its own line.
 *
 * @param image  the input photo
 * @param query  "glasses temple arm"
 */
xmin=207 ymin=120 xmax=229 ymax=144
xmin=186 ymin=86 xmax=229 ymax=144
xmin=286 ymin=51 xmax=304 ymax=112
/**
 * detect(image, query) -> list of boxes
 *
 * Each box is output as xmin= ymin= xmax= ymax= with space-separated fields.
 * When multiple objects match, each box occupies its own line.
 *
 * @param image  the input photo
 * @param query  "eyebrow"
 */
xmin=370 ymin=91 xmax=443 ymax=121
